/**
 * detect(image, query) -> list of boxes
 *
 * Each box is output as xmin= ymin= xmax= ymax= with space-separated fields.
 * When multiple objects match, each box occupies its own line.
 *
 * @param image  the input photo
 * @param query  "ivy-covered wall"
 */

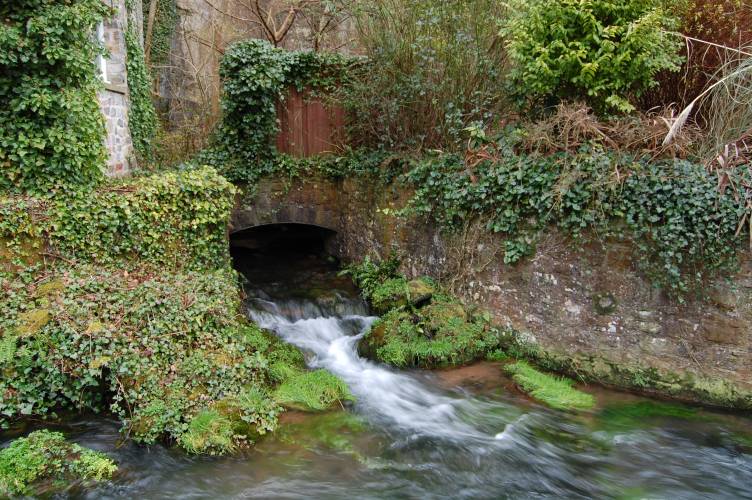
xmin=0 ymin=0 xmax=110 ymax=194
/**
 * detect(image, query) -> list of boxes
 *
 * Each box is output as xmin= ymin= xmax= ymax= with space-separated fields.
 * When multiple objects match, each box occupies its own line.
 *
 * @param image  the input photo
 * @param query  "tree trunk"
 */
xmin=144 ymin=0 xmax=159 ymax=66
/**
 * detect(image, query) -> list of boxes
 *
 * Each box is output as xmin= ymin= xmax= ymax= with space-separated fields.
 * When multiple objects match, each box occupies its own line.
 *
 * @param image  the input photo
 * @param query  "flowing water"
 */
xmin=7 ymin=252 xmax=752 ymax=499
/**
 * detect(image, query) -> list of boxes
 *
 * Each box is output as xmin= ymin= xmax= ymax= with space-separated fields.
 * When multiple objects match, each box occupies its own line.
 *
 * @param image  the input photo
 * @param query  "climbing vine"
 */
xmin=199 ymin=39 xmax=353 ymax=183
xmin=403 ymin=141 xmax=750 ymax=298
xmin=124 ymin=23 xmax=159 ymax=161
xmin=0 ymin=0 xmax=110 ymax=194
xmin=142 ymin=0 xmax=178 ymax=65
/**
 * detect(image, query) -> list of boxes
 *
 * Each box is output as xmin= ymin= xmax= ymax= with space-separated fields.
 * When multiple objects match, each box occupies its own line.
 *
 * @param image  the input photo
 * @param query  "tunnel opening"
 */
xmin=230 ymin=223 xmax=340 ymax=291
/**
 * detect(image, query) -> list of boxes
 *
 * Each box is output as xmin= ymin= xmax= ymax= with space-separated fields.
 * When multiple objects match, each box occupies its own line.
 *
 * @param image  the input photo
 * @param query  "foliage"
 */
xmin=124 ymin=21 xmax=159 ymax=162
xmin=0 ymin=260 xmax=313 ymax=452
xmin=202 ymin=39 xmax=353 ymax=183
xmin=274 ymin=369 xmax=355 ymax=411
xmin=0 ymin=0 xmax=109 ymax=194
xmin=340 ymin=254 xmax=401 ymax=301
xmin=403 ymin=142 xmax=749 ymax=297
xmin=0 ymin=430 xmax=116 ymax=496
xmin=694 ymin=52 xmax=752 ymax=163
xmin=342 ymin=0 xmax=507 ymax=150
xmin=644 ymin=0 xmax=752 ymax=109
xmin=347 ymin=257 xmax=503 ymax=367
xmin=502 ymin=0 xmax=683 ymax=113
xmin=505 ymin=361 xmax=596 ymax=410
xmin=48 ymin=166 xmax=236 ymax=268
xmin=179 ymin=410 xmax=236 ymax=455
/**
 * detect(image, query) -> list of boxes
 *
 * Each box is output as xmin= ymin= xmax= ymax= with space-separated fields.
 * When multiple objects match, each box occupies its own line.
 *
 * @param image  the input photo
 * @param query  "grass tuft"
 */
xmin=274 ymin=369 xmax=354 ymax=411
xmin=505 ymin=361 xmax=595 ymax=411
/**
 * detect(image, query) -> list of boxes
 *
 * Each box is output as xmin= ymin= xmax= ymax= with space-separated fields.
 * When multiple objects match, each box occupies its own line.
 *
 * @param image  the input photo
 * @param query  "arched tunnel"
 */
xmin=229 ymin=223 xmax=339 ymax=287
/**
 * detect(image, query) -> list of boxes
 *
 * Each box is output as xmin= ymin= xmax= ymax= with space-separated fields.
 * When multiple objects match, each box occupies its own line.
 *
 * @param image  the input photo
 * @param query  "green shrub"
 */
xmin=505 ymin=361 xmax=596 ymax=410
xmin=274 ymin=369 xmax=355 ymax=411
xmin=343 ymin=0 xmax=507 ymax=149
xmin=362 ymin=301 xmax=502 ymax=368
xmin=404 ymin=145 xmax=749 ymax=297
xmin=0 ymin=430 xmax=116 ymax=496
xmin=0 ymin=262 xmax=304 ymax=450
xmin=0 ymin=0 xmax=109 ymax=194
xmin=502 ymin=0 xmax=683 ymax=113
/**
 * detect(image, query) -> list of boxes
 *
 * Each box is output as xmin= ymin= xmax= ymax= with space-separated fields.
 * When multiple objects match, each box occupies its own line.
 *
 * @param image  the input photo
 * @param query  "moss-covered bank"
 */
xmin=0 ymin=166 xmax=353 ymax=456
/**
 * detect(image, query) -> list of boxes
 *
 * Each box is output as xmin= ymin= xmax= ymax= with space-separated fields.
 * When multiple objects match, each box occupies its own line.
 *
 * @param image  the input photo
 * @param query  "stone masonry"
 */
xmin=98 ymin=0 xmax=139 ymax=176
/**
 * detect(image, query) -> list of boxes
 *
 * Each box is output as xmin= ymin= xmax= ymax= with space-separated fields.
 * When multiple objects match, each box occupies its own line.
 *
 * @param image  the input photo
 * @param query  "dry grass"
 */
xmin=520 ymin=102 xmax=701 ymax=159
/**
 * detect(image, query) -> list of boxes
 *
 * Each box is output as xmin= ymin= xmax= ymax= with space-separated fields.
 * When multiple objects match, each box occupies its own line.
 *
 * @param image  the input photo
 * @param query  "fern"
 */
xmin=0 ymin=334 xmax=18 ymax=365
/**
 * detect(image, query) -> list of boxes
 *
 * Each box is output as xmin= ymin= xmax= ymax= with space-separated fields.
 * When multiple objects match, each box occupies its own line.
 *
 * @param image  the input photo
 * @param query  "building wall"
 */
xmin=98 ymin=0 xmax=138 ymax=177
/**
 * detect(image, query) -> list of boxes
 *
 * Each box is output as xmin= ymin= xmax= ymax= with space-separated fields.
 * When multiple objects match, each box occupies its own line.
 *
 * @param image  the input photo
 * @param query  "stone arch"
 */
xmin=229 ymin=179 xmax=344 ymax=235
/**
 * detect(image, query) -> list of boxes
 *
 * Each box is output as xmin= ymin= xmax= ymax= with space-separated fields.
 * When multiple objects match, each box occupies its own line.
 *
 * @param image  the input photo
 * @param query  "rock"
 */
xmin=407 ymin=278 xmax=434 ymax=307
xmin=635 ymin=321 xmax=662 ymax=335
xmin=423 ymin=300 xmax=468 ymax=333
xmin=592 ymin=292 xmax=617 ymax=315
xmin=370 ymin=277 xmax=435 ymax=314
xmin=702 ymin=313 xmax=745 ymax=345
xmin=708 ymin=286 xmax=737 ymax=311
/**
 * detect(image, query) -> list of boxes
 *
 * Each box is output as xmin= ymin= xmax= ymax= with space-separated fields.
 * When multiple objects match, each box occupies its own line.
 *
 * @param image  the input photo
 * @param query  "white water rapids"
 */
xmin=248 ymin=295 xmax=504 ymax=443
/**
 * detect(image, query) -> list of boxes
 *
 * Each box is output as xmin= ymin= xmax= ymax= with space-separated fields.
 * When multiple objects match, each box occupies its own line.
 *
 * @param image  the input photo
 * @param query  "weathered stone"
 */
xmin=702 ymin=313 xmax=745 ymax=345
xmin=633 ymin=320 xmax=662 ymax=335
xmin=238 ymin=176 xmax=752 ymax=409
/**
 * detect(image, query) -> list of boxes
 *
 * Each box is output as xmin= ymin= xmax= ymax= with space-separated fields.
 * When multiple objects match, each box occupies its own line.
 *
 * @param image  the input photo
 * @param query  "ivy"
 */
xmin=48 ymin=166 xmax=236 ymax=268
xmin=200 ymin=39 xmax=353 ymax=183
xmin=403 ymin=142 xmax=750 ymax=298
xmin=142 ymin=0 xmax=178 ymax=65
xmin=0 ymin=0 xmax=110 ymax=194
xmin=124 ymin=22 xmax=159 ymax=162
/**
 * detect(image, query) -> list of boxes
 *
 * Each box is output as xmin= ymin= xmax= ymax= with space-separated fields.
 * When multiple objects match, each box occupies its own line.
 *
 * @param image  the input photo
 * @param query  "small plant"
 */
xmin=0 ymin=430 xmax=117 ymax=496
xmin=505 ymin=361 xmax=595 ymax=411
xmin=340 ymin=254 xmax=401 ymax=300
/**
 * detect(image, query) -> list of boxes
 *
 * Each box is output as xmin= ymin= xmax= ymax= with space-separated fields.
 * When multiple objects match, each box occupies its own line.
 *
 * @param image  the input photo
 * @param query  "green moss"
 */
xmin=274 ymin=369 xmax=355 ymax=411
xmin=36 ymin=279 xmax=65 ymax=298
xmin=0 ymin=430 xmax=116 ymax=496
xmin=505 ymin=361 xmax=595 ymax=411
xmin=276 ymin=411 xmax=367 ymax=454
xmin=595 ymin=401 xmax=700 ymax=432
xmin=16 ymin=308 xmax=51 ymax=336
xmin=361 ymin=299 xmax=502 ymax=368
xmin=179 ymin=410 xmax=236 ymax=455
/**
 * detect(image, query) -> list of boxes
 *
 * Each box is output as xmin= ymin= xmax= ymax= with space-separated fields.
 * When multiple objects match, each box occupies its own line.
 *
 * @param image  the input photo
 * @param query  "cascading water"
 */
xmin=249 ymin=295 xmax=497 ymax=442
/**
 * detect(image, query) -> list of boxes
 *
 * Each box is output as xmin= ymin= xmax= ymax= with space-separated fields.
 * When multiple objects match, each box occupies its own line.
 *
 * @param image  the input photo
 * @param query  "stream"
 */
xmin=8 ymin=250 xmax=752 ymax=499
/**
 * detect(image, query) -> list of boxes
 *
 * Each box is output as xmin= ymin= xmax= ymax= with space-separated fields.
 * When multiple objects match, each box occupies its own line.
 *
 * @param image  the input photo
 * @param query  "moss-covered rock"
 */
xmin=370 ymin=277 xmax=435 ymax=314
xmin=35 ymin=279 xmax=65 ymax=298
xmin=360 ymin=299 xmax=501 ymax=368
xmin=16 ymin=308 xmax=51 ymax=336
xmin=0 ymin=430 xmax=117 ymax=497
xmin=504 ymin=361 xmax=595 ymax=411
xmin=274 ymin=369 xmax=355 ymax=411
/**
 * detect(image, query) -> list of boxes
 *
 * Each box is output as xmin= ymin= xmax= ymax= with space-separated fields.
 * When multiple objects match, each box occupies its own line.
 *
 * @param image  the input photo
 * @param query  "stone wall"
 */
xmin=98 ymin=0 xmax=138 ymax=176
xmin=237 ymin=176 xmax=752 ymax=409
